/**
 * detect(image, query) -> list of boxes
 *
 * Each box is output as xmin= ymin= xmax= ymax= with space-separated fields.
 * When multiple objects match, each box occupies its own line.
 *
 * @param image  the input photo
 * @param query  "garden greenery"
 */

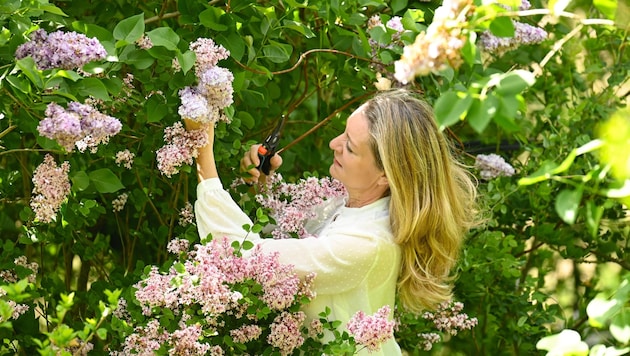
xmin=0 ymin=0 xmax=629 ymax=354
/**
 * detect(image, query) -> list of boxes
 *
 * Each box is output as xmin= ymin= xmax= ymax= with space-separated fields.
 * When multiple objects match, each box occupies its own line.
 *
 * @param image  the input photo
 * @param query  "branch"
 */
xmin=144 ymin=11 xmax=180 ymax=24
xmin=233 ymin=48 xmax=379 ymax=76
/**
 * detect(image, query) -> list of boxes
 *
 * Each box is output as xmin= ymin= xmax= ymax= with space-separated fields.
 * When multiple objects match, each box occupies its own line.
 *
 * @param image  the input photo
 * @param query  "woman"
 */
xmin=189 ymin=89 xmax=478 ymax=355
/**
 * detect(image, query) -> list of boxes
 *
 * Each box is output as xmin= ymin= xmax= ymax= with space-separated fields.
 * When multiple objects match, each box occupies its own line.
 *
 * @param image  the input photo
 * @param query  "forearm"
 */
xmin=195 ymin=129 xmax=218 ymax=181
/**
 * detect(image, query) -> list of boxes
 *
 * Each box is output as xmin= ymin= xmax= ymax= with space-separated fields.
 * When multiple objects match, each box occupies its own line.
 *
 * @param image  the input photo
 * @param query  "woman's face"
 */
xmin=329 ymin=105 xmax=388 ymax=196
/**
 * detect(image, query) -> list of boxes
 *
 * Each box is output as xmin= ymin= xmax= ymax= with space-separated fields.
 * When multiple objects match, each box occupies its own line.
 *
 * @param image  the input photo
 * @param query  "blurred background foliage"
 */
xmin=0 ymin=0 xmax=629 ymax=354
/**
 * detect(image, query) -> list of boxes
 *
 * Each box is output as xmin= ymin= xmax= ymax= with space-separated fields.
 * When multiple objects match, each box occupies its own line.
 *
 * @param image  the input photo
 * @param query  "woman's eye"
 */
xmin=346 ymin=142 xmax=353 ymax=153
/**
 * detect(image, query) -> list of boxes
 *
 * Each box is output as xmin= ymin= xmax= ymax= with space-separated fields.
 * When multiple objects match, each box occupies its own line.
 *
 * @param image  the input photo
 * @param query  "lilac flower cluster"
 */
xmin=395 ymin=0 xmax=474 ymax=83
xmin=479 ymin=0 xmax=547 ymax=55
xmin=0 ymin=256 xmax=38 ymax=284
xmin=178 ymin=201 xmax=195 ymax=226
xmin=367 ymin=15 xmax=405 ymax=49
xmin=15 ymin=29 xmax=107 ymax=70
xmin=118 ymin=236 xmax=316 ymax=355
xmin=254 ymin=173 xmax=347 ymax=239
xmin=347 ymin=305 xmax=397 ymax=353
xmin=155 ymin=122 xmax=209 ymax=177
xmin=114 ymin=149 xmax=134 ymax=169
xmin=112 ymin=193 xmax=128 ymax=212
xmin=419 ymin=300 xmax=478 ymax=350
xmin=475 ymin=153 xmax=516 ymax=180
xmin=38 ymin=102 xmax=122 ymax=153
xmin=178 ymin=38 xmax=233 ymax=125
xmin=30 ymin=154 xmax=71 ymax=223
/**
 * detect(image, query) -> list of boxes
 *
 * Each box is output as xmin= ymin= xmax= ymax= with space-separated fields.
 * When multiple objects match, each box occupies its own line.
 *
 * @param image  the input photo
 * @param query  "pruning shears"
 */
xmin=257 ymin=114 xmax=287 ymax=175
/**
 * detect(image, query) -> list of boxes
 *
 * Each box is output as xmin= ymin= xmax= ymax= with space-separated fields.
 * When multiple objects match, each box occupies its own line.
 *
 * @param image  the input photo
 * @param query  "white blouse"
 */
xmin=195 ymin=178 xmax=402 ymax=355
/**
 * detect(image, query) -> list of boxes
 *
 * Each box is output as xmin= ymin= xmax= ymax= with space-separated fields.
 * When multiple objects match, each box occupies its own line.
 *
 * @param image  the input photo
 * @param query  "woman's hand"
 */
xmin=240 ymin=144 xmax=283 ymax=185
xmin=183 ymin=118 xmax=217 ymax=181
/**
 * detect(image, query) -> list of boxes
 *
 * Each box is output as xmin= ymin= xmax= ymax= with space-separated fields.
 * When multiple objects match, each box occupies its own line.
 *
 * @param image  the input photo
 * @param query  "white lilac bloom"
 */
xmin=394 ymin=0 xmax=474 ymax=83
xmin=475 ymin=153 xmax=516 ymax=180
xmin=15 ymin=29 xmax=107 ymax=70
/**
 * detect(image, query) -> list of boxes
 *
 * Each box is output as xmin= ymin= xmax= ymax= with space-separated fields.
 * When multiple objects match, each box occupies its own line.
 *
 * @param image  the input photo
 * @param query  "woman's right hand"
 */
xmin=240 ymin=144 xmax=283 ymax=185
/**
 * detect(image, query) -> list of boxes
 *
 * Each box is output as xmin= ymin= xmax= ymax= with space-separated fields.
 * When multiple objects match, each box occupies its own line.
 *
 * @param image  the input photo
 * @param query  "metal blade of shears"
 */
xmin=257 ymin=114 xmax=287 ymax=175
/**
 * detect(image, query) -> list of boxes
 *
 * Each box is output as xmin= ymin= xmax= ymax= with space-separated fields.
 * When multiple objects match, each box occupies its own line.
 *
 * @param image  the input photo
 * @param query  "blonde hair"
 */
xmin=364 ymin=89 xmax=478 ymax=313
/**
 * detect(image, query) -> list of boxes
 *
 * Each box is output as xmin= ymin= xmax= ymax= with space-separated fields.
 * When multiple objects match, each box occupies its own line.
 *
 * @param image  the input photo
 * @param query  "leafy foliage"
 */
xmin=0 ymin=0 xmax=629 ymax=354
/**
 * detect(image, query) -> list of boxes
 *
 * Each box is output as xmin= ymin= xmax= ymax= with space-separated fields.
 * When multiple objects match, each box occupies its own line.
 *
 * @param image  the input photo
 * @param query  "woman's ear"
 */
xmin=377 ymin=173 xmax=389 ymax=187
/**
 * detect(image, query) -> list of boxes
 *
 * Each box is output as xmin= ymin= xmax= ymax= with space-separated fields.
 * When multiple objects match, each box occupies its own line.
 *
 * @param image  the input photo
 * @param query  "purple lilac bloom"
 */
xmin=347 ymin=305 xmax=397 ymax=352
xmin=198 ymin=66 xmax=234 ymax=111
xmin=479 ymin=21 xmax=547 ymax=54
xmin=30 ymin=154 xmax=71 ymax=223
xmin=15 ymin=29 xmax=107 ymax=70
xmin=38 ymin=102 xmax=122 ymax=153
xmin=178 ymin=86 xmax=212 ymax=123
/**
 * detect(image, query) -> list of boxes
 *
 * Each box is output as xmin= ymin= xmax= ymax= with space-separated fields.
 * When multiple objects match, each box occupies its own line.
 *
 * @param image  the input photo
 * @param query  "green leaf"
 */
xmin=6 ymin=75 xmax=31 ymax=94
xmin=585 ymin=201 xmax=604 ymax=237
xmin=77 ymin=78 xmax=110 ymax=101
xmin=241 ymin=240 xmax=254 ymax=250
xmin=39 ymin=4 xmax=68 ymax=16
xmin=147 ymin=27 xmax=180 ymax=51
xmin=89 ymin=169 xmax=124 ymax=193
xmin=71 ymin=171 xmax=90 ymax=192
xmin=16 ymin=57 xmax=44 ymax=89
xmin=610 ymin=308 xmax=630 ymax=344
xmin=391 ymin=0 xmax=408 ymax=13
xmin=593 ymin=0 xmax=617 ymax=20
xmin=262 ymin=41 xmax=292 ymax=63
xmin=282 ymin=20 xmax=315 ymax=38
xmin=495 ymin=70 xmax=536 ymax=96
xmin=199 ymin=7 xmax=228 ymax=31
xmin=177 ymin=50 xmax=196 ymax=75
xmin=467 ymin=96 xmax=497 ymax=133
xmin=434 ymin=91 xmax=473 ymax=130
xmin=518 ymin=161 xmax=560 ymax=185
xmin=145 ymin=95 xmax=168 ymax=123
xmin=113 ymin=13 xmax=145 ymax=45
xmin=489 ymin=16 xmax=515 ymax=37
xmin=555 ymin=188 xmax=582 ymax=225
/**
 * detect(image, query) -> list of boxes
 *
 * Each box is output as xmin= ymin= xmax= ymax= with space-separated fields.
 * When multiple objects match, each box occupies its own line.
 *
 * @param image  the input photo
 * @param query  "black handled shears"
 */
xmin=257 ymin=114 xmax=287 ymax=175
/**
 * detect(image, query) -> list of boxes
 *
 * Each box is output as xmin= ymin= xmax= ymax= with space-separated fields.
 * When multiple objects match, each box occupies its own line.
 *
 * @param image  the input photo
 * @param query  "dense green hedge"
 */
xmin=1 ymin=0 xmax=629 ymax=354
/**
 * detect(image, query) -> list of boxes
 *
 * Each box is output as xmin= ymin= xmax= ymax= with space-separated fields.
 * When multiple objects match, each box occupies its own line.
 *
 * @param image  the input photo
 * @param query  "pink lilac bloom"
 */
xmin=136 ymin=34 xmax=153 ymax=49
xmin=167 ymin=238 xmax=190 ymax=255
xmin=475 ymin=153 xmax=516 ymax=180
xmin=126 ymin=236 xmax=314 ymax=355
xmin=169 ymin=324 xmax=211 ymax=355
xmin=229 ymin=324 xmax=263 ymax=344
xmin=255 ymin=173 xmax=347 ymax=239
xmin=419 ymin=332 xmax=441 ymax=351
xmin=30 ymin=154 xmax=71 ymax=223
xmin=156 ymin=122 xmax=209 ymax=177
xmin=422 ymin=301 xmax=478 ymax=336
xmin=267 ymin=311 xmax=306 ymax=355
xmin=189 ymin=38 xmax=230 ymax=75
xmin=394 ymin=0 xmax=474 ymax=83
xmin=15 ymin=29 xmax=107 ymax=70
xmin=347 ymin=305 xmax=397 ymax=353
xmin=117 ymin=319 xmax=169 ymax=356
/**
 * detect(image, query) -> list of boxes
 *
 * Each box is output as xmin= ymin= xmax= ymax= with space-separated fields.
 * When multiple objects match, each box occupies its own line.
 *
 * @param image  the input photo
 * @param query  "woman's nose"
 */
xmin=329 ymin=134 xmax=341 ymax=151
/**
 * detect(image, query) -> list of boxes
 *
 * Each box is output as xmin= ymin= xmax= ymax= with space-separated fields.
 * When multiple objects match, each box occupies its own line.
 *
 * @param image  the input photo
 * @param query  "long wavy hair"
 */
xmin=363 ymin=89 xmax=479 ymax=313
